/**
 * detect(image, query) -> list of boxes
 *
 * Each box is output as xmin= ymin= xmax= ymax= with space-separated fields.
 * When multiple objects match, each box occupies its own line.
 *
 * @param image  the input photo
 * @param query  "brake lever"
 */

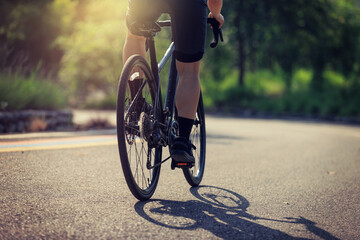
xmin=207 ymin=18 xmax=224 ymax=48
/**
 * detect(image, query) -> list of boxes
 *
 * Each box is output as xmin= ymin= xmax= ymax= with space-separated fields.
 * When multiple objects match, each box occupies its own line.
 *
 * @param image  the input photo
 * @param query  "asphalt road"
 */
xmin=0 ymin=116 xmax=359 ymax=239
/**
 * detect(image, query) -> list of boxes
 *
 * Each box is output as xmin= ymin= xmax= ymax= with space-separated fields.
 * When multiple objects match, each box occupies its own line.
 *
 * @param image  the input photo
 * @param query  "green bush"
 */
xmin=84 ymin=90 xmax=117 ymax=110
xmin=56 ymin=0 xmax=127 ymax=105
xmin=0 ymin=71 xmax=67 ymax=110
xmin=201 ymin=68 xmax=360 ymax=118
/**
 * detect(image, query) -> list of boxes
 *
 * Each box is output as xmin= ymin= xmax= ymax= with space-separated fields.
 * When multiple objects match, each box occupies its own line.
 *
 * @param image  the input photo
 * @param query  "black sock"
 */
xmin=178 ymin=117 xmax=194 ymax=140
xmin=129 ymin=78 xmax=143 ymax=99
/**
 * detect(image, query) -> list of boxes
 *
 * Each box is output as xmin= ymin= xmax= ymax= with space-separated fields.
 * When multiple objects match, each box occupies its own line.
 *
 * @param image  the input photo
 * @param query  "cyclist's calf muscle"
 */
xmin=123 ymin=31 xmax=146 ymax=64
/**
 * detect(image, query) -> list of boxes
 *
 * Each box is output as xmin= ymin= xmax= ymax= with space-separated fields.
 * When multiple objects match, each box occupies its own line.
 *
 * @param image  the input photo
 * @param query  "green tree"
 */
xmin=56 ymin=0 xmax=128 ymax=105
xmin=223 ymin=0 xmax=360 ymax=91
xmin=0 ymin=0 xmax=73 ymax=75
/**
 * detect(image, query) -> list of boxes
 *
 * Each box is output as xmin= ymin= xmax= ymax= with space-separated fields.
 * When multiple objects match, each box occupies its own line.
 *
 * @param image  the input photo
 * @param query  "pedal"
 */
xmin=171 ymin=160 xmax=194 ymax=169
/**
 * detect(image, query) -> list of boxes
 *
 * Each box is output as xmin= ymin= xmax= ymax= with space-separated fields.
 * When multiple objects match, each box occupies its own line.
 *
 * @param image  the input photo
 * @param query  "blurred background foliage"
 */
xmin=0 ymin=0 xmax=359 ymax=119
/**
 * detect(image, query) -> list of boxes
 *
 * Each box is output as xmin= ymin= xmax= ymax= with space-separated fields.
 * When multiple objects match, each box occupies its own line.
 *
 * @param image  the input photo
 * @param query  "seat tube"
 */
xmin=147 ymin=37 xmax=159 ymax=84
xmin=165 ymin=55 xmax=178 ymax=117
xmin=147 ymin=37 xmax=163 ymax=120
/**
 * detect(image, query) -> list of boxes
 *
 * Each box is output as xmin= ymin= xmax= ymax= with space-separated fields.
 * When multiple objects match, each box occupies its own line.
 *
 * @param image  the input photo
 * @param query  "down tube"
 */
xmin=165 ymin=55 xmax=178 ymax=118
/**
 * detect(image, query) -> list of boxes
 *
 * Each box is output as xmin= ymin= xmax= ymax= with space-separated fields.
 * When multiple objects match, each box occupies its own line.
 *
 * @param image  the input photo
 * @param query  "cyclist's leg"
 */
xmin=171 ymin=0 xmax=206 ymax=141
xmin=170 ymin=0 xmax=207 ymax=165
xmin=123 ymin=31 xmax=146 ymax=64
xmin=171 ymin=60 xmax=202 ymax=165
xmin=124 ymin=0 xmax=165 ymax=100
xmin=123 ymin=0 xmax=166 ymax=63
xmin=123 ymin=31 xmax=147 ymax=102
xmin=175 ymin=60 xmax=201 ymax=138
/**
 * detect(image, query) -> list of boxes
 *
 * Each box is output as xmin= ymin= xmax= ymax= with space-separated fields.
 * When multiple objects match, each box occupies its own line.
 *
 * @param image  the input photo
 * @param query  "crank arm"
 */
xmin=147 ymin=155 xmax=171 ymax=169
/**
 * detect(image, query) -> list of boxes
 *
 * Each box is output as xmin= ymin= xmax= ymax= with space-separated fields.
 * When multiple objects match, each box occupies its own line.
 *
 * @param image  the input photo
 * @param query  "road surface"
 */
xmin=0 ymin=116 xmax=359 ymax=239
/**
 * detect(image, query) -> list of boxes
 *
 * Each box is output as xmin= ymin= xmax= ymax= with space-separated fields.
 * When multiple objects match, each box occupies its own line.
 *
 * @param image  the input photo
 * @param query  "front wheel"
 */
xmin=117 ymin=55 xmax=161 ymax=201
xmin=183 ymin=93 xmax=206 ymax=186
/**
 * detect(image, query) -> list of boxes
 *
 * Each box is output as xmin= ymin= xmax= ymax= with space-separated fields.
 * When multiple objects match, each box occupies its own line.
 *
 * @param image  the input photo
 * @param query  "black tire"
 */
xmin=182 ymin=93 xmax=206 ymax=186
xmin=117 ymin=55 xmax=162 ymax=201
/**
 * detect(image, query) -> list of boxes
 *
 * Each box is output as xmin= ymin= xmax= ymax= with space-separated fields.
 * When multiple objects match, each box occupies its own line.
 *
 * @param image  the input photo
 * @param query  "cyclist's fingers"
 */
xmin=208 ymin=12 xmax=224 ymax=29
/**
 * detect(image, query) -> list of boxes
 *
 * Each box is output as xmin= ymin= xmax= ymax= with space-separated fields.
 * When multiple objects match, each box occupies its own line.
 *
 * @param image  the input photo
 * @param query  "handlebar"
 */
xmin=207 ymin=18 xmax=224 ymax=48
xmin=157 ymin=18 xmax=223 ymax=48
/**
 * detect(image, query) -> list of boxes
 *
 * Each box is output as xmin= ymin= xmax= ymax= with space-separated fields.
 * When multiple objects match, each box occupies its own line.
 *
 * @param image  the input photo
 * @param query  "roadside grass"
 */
xmin=0 ymin=71 xmax=67 ymax=111
xmin=2 ymin=68 xmax=358 ymax=120
xmin=67 ymin=68 xmax=360 ymax=119
xmin=84 ymin=91 xmax=117 ymax=110
xmin=201 ymin=69 xmax=360 ymax=118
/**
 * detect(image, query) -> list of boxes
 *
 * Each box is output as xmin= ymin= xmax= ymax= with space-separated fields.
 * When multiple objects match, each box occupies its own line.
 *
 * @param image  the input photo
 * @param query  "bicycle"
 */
xmin=116 ymin=17 xmax=223 ymax=201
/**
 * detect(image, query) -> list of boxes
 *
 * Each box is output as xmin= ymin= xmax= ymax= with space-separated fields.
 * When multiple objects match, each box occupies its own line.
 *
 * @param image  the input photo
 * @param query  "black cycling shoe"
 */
xmin=170 ymin=137 xmax=195 ymax=169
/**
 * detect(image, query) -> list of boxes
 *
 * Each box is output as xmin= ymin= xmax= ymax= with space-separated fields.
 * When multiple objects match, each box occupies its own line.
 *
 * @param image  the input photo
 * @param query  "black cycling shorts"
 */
xmin=126 ymin=0 xmax=207 ymax=63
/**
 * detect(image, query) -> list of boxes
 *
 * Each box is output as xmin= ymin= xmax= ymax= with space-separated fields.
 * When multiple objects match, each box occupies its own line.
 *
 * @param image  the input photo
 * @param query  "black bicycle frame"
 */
xmin=146 ymin=29 xmax=177 ymax=124
xmin=144 ymin=17 xmax=222 ymax=125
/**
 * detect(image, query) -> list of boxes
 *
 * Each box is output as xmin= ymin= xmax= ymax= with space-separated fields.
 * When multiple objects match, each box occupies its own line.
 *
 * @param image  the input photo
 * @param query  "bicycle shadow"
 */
xmin=134 ymin=186 xmax=340 ymax=240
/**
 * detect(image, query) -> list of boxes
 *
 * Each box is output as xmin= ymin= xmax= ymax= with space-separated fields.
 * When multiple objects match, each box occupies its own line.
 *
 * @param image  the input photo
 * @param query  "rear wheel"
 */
xmin=183 ymin=93 xmax=206 ymax=186
xmin=117 ymin=55 xmax=161 ymax=201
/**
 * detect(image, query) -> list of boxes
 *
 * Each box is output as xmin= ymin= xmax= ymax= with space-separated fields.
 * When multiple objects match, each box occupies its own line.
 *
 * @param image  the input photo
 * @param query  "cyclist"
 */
xmin=123 ymin=0 xmax=224 ymax=165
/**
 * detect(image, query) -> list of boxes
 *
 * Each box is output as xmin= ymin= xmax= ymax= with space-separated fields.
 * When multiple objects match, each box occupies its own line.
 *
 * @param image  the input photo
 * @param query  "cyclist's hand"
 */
xmin=208 ymin=12 xmax=224 ymax=29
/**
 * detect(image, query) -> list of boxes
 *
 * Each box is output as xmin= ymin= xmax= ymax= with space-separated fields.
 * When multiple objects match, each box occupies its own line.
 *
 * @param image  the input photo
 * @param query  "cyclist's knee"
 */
xmin=176 ymin=60 xmax=201 ymax=79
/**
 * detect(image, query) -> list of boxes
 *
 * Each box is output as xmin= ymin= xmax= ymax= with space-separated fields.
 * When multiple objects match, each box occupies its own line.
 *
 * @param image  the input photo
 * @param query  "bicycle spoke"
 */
xmin=138 ymin=142 xmax=148 ymax=189
xmin=117 ymin=55 xmax=161 ymax=200
xmin=134 ymin=139 xmax=143 ymax=188
xmin=126 ymin=132 xmax=154 ymax=190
